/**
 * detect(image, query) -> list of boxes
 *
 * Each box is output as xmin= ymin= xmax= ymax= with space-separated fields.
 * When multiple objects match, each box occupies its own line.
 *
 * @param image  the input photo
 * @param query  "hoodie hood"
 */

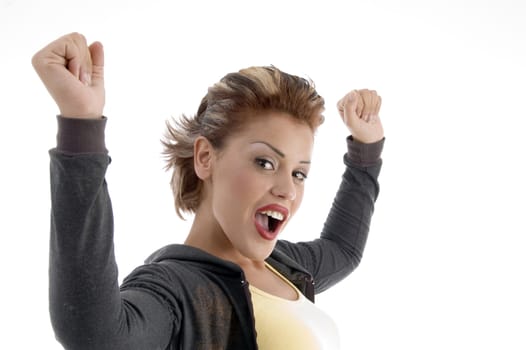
xmin=146 ymin=243 xmax=315 ymax=302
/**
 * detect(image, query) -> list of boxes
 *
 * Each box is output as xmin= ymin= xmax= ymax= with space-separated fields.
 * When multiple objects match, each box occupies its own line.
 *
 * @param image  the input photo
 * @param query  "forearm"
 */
xmin=315 ymin=136 xmax=383 ymax=289
xmin=276 ymin=136 xmax=383 ymax=293
xmin=48 ymin=117 xmax=172 ymax=349
xmin=322 ymin=136 xmax=383 ymax=250
xmin=49 ymin=116 xmax=120 ymax=346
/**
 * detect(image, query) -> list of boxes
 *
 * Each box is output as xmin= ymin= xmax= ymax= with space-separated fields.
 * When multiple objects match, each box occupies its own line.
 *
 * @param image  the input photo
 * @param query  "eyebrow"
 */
xmin=251 ymin=141 xmax=311 ymax=164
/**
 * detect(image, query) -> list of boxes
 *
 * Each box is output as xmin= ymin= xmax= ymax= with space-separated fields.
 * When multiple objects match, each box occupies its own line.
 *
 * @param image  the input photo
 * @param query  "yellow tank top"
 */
xmin=249 ymin=263 xmax=340 ymax=349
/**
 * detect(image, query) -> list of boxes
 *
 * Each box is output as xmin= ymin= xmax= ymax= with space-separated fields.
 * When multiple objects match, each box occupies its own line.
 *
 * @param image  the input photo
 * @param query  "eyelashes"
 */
xmin=254 ymin=158 xmax=308 ymax=182
xmin=293 ymin=170 xmax=308 ymax=182
xmin=255 ymin=158 xmax=274 ymax=170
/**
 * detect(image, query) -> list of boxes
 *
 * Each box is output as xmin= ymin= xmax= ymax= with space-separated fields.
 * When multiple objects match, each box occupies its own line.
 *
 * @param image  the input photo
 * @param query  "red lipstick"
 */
xmin=254 ymin=204 xmax=289 ymax=241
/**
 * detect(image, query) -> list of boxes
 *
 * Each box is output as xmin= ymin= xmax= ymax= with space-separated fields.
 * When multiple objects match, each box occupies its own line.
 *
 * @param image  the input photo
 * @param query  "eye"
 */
xmin=293 ymin=170 xmax=308 ymax=182
xmin=255 ymin=158 xmax=275 ymax=170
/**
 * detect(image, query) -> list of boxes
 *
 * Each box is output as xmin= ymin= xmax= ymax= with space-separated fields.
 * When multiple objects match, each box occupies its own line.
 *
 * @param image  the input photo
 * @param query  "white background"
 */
xmin=1 ymin=0 xmax=525 ymax=349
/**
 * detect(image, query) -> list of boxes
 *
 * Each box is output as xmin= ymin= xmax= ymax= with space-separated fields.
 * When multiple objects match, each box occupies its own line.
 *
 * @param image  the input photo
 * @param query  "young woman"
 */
xmin=33 ymin=32 xmax=384 ymax=350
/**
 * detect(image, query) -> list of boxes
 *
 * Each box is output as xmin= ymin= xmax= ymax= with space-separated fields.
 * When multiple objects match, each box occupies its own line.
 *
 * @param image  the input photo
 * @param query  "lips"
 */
xmin=254 ymin=204 xmax=289 ymax=240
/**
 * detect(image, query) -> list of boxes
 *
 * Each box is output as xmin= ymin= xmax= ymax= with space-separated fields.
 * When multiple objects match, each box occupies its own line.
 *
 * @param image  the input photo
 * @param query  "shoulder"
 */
xmin=123 ymin=244 xmax=246 ymax=291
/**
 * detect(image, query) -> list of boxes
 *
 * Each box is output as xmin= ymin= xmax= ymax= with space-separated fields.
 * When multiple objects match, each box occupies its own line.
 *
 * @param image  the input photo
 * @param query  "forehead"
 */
xmin=226 ymin=111 xmax=315 ymax=154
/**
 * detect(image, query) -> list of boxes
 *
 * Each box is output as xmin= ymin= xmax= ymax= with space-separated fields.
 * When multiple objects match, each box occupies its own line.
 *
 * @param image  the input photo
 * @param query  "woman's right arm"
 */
xmin=34 ymin=33 xmax=176 ymax=350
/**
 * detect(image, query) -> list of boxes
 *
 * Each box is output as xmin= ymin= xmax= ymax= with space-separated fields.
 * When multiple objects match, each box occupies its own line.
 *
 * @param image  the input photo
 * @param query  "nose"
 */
xmin=271 ymin=173 xmax=296 ymax=201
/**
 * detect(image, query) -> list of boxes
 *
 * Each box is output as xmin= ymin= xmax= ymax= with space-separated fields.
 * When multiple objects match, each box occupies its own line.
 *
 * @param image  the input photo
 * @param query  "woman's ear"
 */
xmin=194 ymin=136 xmax=215 ymax=180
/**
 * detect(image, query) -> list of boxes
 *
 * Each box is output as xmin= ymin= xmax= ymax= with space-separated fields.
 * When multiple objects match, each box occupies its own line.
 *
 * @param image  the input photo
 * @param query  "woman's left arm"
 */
xmin=276 ymin=89 xmax=384 ymax=293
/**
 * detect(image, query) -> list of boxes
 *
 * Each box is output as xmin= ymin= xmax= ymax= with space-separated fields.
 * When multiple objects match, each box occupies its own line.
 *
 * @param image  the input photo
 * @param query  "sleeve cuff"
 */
xmin=56 ymin=115 xmax=108 ymax=154
xmin=344 ymin=136 xmax=385 ymax=167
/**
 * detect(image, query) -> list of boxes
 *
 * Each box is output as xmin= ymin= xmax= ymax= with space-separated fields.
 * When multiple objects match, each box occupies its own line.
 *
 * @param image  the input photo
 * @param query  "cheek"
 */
xmin=214 ymin=164 xmax=262 ymax=211
xmin=290 ymin=186 xmax=305 ymax=216
xmin=229 ymin=167 xmax=256 ymax=195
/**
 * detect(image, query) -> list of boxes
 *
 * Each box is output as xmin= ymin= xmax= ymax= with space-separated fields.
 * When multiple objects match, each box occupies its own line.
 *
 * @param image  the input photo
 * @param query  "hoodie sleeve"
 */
xmin=49 ymin=116 xmax=177 ymax=350
xmin=276 ymin=136 xmax=384 ymax=294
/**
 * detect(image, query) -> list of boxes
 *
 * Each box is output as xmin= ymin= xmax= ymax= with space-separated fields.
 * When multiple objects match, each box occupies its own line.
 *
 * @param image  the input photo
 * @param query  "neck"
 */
xmin=185 ymin=205 xmax=263 ymax=269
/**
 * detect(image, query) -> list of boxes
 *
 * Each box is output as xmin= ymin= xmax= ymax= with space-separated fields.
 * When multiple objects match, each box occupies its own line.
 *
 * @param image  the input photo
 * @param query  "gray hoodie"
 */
xmin=49 ymin=116 xmax=383 ymax=349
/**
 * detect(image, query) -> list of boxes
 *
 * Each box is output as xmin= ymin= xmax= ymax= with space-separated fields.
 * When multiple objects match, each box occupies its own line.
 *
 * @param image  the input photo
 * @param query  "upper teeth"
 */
xmin=261 ymin=210 xmax=284 ymax=221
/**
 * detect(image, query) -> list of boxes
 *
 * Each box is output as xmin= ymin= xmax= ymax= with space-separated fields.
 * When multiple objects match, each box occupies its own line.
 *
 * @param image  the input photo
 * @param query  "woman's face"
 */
xmin=209 ymin=111 xmax=314 ymax=262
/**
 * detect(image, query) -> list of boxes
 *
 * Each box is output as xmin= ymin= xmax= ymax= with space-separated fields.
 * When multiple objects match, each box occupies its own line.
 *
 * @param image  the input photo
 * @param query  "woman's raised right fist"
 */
xmin=32 ymin=32 xmax=105 ymax=119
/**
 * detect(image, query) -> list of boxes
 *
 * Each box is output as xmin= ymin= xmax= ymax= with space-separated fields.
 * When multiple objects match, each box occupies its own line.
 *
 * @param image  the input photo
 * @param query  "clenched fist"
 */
xmin=32 ymin=32 xmax=105 ymax=119
xmin=337 ymin=89 xmax=384 ymax=144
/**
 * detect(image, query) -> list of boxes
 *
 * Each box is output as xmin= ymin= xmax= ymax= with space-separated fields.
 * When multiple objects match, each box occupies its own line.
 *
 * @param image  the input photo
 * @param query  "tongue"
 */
xmin=256 ymin=212 xmax=270 ymax=231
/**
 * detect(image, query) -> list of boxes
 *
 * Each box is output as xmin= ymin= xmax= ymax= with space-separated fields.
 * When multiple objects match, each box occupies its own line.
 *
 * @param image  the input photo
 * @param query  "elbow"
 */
xmin=50 ymin=306 xmax=120 ymax=350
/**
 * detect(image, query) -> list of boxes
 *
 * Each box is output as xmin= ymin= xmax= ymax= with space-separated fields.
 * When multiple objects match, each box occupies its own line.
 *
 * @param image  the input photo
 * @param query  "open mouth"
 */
xmin=254 ymin=206 xmax=288 ymax=240
xmin=256 ymin=210 xmax=284 ymax=233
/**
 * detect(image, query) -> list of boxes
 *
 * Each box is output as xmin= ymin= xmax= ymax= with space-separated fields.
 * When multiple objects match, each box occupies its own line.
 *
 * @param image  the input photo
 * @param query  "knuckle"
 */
xmin=68 ymin=32 xmax=87 ymax=46
xmin=69 ymin=32 xmax=84 ymax=40
xmin=31 ymin=52 xmax=41 ymax=68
